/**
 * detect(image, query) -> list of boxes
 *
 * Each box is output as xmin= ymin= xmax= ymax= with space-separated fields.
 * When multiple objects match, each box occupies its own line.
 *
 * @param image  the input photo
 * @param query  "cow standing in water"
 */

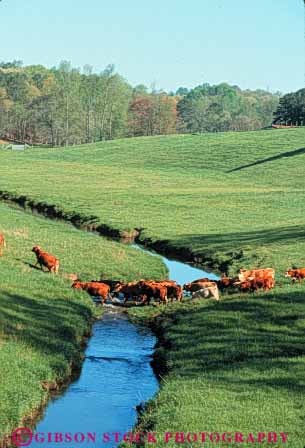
xmin=72 ymin=281 xmax=112 ymax=304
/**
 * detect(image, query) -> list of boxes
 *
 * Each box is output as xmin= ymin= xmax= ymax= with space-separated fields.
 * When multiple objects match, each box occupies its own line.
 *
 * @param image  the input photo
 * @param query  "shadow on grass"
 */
xmin=14 ymin=258 xmax=45 ymax=272
xmin=176 ymin=224 xmax=305 ymax=250
xmin=161 ymin=288 xmax=305 ymax=393
xmin=227 ymin=146 xmax=305 ymax=173
xmin=0 ymin=291 xmax=93 ymax=373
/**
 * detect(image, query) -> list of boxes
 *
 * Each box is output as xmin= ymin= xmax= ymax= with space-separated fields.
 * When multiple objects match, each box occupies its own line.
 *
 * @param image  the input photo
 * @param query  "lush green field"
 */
xmin=1 ymin=128 xmax=305 ymax=446
xmin=0 ymin=204 xmax=166 ymax=441
xmin=130 ymin=285 xmax=305 ymax=447
xmin=0 ymin=128 xmax=305 ymax=273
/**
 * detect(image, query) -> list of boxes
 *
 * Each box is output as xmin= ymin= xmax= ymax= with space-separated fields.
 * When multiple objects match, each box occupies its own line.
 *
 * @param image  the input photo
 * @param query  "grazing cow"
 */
xmin=0 ymin=233 xmax=6 ymax=256
xmin=31 ymin=246 xmax=59 ymax=273
xmin=72 ymin=281 xmax=111 ymax=304
xmin=184 ymin=279 xmax=219 ymax=300
xmin=285 ymin=268 xmax=305 ymax=283
xmin=238 ymin=268 xmax=275 ymax=283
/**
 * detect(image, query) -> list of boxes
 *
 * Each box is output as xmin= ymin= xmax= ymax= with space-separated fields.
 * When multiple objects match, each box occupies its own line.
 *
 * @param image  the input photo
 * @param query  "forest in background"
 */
xmin=0 ymin=60 xmax=293 ymax=146
xmin=273 ymin=88 xmax=305 ymax=126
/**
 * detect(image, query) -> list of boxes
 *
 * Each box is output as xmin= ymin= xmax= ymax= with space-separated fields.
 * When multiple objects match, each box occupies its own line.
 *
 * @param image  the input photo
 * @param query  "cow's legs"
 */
xmin=107 ymin=293 xmax=114 ymax=302
xmin=124 ymin=293 xmax=131 ymax=304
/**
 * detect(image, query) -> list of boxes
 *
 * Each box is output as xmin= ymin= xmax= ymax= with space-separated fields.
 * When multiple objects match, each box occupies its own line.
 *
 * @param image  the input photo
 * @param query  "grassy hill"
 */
xmin=0 ymin=128 xmax=305 ymax=273
xmin=1 ymin=128 xmax=305 ymax=446
xmin=0 ymin=204 xmax=166 ymax=440
xmin=130 ymin=287 xmax=305 ymax=447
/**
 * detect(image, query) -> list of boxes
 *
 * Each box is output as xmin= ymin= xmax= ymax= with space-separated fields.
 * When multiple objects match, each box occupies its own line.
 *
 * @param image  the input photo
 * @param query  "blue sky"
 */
xmin=0 ymin=0 xmax=304 ymax=93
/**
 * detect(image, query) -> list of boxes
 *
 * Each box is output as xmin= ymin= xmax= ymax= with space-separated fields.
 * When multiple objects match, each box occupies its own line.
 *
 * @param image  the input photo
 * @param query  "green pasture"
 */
xmin=130 ymin=284 xmax=305 ymax=447
xmin=0 ymin=128 xmax=305 ymax=446
xmin=0 ymin=128 xmax=305 ymax=273
xmin=0 ymin=204 xmax=166 ymax=440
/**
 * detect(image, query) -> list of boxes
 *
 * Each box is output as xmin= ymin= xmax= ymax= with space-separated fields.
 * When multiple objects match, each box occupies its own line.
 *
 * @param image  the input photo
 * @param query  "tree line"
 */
xmin=0 ymin=60 xmax=281 ymax=146
xmin=273 ymin=88 xmax=305 ymax=126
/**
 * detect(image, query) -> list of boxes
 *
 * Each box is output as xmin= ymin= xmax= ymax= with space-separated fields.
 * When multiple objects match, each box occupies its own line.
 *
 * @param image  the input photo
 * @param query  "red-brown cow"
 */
xmin=0 ymin=233 xmax=6 ymax=256
xmin=155 ymin=280 xmax=183 ymax=303
xmin=114 ymin=281 xmax=144 ymax=304
xmin=72 ymin=281 xmax=111 ymax=304
xmin=235 ymin=276 xmax=275 ymax=292
xmin=32 ymin=246 xmax=59 ymax=273
xmin=285 ymin=268 xmax=305 ymax=283
xmin=238 ymin=268 xmax=275 ymax=283
xmin=216 ymin=276 xmax=238 ymax=291
xmin=137 ymin=280 xmax=168 ymax=305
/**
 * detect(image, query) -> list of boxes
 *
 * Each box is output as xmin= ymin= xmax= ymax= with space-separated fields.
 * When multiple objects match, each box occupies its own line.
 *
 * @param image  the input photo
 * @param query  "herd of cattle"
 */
xmin=1 ymin=234 xmax=305 ymax=305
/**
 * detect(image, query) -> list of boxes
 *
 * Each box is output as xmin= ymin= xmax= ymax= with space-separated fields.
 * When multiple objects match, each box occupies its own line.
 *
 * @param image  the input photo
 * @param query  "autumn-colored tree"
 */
xmin=0 ymin=61 xmax=281 ymax=145
xmin=128 ymin=93 xmax=177 ymax=136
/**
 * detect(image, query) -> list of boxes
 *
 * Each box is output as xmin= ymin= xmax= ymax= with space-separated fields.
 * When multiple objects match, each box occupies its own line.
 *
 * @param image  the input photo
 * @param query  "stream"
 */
xmin=30 ymin=249 xmax=217 ymax=447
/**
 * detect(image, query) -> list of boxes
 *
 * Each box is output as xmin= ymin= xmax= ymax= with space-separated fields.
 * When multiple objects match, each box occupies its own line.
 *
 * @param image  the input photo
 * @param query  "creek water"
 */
xmin=30 ymin=248 xmax=216 ymax=448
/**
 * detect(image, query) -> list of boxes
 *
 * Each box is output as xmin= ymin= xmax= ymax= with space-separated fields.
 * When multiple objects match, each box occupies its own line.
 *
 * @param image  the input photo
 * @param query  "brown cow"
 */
xmin=285 ymin=268 xmax=305 ymax=283
xmin=0 ymin=233 xmax=6 ymax=256
xmin=92 ymin=279 xmax=123 ymax=298
xmin=137 ymin=280 xmax=168 ymax=305
xmin=234 ymin=280 xmax=255 ymax=293
xmin=114 ymin=281 xmax=144 ymax=304
xmin=193 ymin=278 xmax=211 ymax=283
xmin=72 ymin=281 xmax=111 ymax=304
xmin=238 ymin=268 xmax=275 ymax=283
xmin=235 ymin=276 xmax=275 ymax=292
xmin=216 ymin=276 xmax=238 ymax=291
xmin=32 ymin=246 xmax=59 ymax=273
xmin=155 ymin=280 xmax=183 ymax=303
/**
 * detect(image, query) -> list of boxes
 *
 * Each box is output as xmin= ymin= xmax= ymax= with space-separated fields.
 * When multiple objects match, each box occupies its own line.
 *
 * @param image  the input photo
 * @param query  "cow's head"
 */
xmin=114 ymin=283 xmax=125 ymax=293
xmin=220 ymin=277 xmax=231 ymax=287
xmin=285 ymin=269 xmax=295 ymax=278
xmin=183 ymin=282 xmax=192 ymax=291
xmin=72 ymin=281 xmax=83 ymax=289
xmin=31 ymin=245 xmax=41 ymax=254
